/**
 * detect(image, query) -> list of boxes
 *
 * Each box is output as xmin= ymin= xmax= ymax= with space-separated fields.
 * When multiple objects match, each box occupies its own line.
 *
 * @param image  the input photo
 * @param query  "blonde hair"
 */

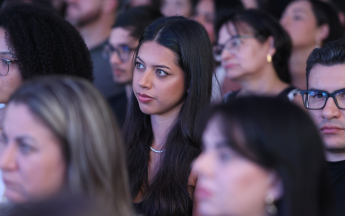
xmin=8 ymin=76 xmax=134 ymax=216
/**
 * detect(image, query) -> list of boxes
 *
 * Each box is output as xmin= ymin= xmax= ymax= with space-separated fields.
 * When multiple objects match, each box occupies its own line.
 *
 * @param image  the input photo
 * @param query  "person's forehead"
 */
xmin=309 ymin=64 xmax=345 ymax=91
xmin=109 ymin=27 xmax=135 ymax=45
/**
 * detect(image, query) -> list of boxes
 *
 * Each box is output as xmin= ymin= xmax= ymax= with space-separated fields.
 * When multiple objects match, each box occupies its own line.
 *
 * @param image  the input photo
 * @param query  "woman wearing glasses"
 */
xmin=103 ymin=6 xmax=162 ymax=126
xmin=123 ymin=16 xmax=213 ymax=216
xmin=215 ymin=9 xmax=301 ymax=104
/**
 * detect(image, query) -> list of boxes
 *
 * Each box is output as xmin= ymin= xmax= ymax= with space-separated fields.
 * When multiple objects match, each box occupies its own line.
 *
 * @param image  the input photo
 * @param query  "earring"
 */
xmin=267 ymin=54 xmax=272 ymax=63
xmin=265 ymin=195 xmax=277 ymax=215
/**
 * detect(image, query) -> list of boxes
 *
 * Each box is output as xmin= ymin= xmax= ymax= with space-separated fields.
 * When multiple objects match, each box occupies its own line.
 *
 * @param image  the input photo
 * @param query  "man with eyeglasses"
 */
xmin=301 ymin=37 xmax=345 ymax=214
xmin=104 ymin=6 xmax=162 ymax=126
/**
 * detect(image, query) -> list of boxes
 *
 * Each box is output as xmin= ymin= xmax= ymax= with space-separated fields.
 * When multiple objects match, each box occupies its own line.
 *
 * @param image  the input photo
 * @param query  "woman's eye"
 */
xmin=18 ymin=142 xmax=33 ymax=155
xmin=135 ymin=62 xmax=144 ymax=70
xmin=293 ymin=15 xmax=303 ymax=20
xmin=1 ymin=59 xmax=8 ymax=66
xmin=156 ymin=70 xmax=168 ymax=77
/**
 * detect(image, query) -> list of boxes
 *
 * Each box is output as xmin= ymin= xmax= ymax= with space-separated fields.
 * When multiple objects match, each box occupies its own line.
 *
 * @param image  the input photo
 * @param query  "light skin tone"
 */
xmin=218 ymin=22 xmax=289 ymax=97
xmin=132 ymin=41 xmax=196 ymax=202
xmin=0 ymin=28 xmax=22 ymax=104
xmin=194 ymin=116 xmax=281 ymax=216
xmin=193 ymin=0 xmax=216 ymax=44
xmin=65 ymin=0 xmax=118 ymax=49
xmin=308 ymin=64 xmax=345 ymax=162
xmin=241 ymin=0 xmax=258 ymax=9
xmin=0 ymin=103 xmax=66 ymax=203
xmin=109 ymin=27 xmax=138 ymax=97
xmin=161 ymin=0 xmax=192 ymax=18
xmin=280 ymin=0 xmax=329 ymax=90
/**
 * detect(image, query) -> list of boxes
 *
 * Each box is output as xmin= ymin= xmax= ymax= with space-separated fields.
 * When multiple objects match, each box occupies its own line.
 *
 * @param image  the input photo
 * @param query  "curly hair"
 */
xmin=0 ymin=3 xmax=93 ymax=81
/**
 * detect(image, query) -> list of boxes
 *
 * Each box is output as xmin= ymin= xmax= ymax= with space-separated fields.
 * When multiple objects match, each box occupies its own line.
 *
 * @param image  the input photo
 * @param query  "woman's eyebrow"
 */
xmin=0 ymin=51 xmax=13 ymax=57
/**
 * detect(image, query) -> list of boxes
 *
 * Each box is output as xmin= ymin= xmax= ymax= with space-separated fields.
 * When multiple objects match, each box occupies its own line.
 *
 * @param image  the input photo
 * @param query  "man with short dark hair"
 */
xmin=302 ymin=37 xmax=345 ymax=214
xmin=66 ymin=0 xmax=125 ymax=99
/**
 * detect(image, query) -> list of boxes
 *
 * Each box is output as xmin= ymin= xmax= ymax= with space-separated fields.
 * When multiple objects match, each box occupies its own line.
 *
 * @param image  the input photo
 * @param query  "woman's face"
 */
xmin=280 ymin=1 xmax=321 ymax=48
xmin=193 ymin=0 xmax=216 ymax=44
xmin=0 ymin=28 xmax=22 ymax=103
xmin=0 ymin=103 xmax=66 ymax=203
xmin=132 ymin=41 xmax=186 ymax=116
xmin=218 ymin=22 xmax=273 ymax=81
xmin=109 ymin=27 xmax=138 ymax=84
xmin=161 ymin=0 xmax=192 ymax=18
xmin=194 ymin=117 xmax=279 ymax=216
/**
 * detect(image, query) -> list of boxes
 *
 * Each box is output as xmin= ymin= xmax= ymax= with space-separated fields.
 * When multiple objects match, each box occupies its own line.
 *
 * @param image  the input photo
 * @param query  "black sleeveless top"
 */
xmin=224 ymin=86 xmax=299 ymax=103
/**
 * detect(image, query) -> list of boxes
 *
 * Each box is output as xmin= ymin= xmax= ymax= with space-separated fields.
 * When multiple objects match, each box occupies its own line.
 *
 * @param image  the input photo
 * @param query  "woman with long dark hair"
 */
xmin=280 ymin=0 xmax=344 ymax=89
xmin=194 ymin=97 xmax=335 ymax=216
xmin=122 ymin=16 xmax=214 ymax=216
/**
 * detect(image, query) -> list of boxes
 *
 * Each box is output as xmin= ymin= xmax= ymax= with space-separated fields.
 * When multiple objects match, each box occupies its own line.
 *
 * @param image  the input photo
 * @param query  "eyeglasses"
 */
xmin=213 ymin=35 xmax=255 ymax=62
xmin=102 ymin=43 xmax=136 ymax=62
xmin=0 ymin=57 xmax=17 ymax=76
xmin=300 ymin=89 xmax=345 ymax=109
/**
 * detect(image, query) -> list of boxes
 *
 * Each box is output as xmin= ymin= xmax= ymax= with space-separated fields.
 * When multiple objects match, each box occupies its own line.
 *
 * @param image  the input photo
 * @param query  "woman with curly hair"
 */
xmin=0 ymin=2 xmax=93 ymax=104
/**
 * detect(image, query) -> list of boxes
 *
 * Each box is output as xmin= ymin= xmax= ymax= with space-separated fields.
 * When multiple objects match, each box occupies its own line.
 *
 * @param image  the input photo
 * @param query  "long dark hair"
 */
xmin=122 ymin=16 xmax=214 ymax=216
xmin=215 ymin=9 xmax=292 ymax=83
xmin=200 ymin=97 xmax=334 ymax=216
xmin=308 ymin=0 xmax=344 ymax=46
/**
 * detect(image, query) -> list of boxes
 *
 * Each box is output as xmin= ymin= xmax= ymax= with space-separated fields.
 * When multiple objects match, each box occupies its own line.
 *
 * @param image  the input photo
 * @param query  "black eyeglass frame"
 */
xmin=102 ymin=43 xmax=136 ymax=63
xmin=0 ymin=57 xmax=17 ymax=76
xmin=300 ymin=89 xmax=345 ymax=110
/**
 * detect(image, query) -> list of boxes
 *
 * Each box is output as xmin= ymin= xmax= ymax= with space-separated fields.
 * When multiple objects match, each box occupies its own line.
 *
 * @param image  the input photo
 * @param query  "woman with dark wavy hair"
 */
xmin=122 ymin=16 xmax=214 ymax=216
xmin=0 ymin=2 xmax=93 ymax=103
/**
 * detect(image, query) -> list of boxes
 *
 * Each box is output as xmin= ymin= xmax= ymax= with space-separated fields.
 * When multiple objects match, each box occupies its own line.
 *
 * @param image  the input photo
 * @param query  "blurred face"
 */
xmin=132 ymin=41 xmax=186 ymax=116
xmin=0 ymin=28 xmax=22 ymax=104
xmin=280 ymin=1 xmax=320 ymax=48
xmin=129 ymin=0 xmax=152 ymax=7
xmin=108 ymin=27 xmax=138 ymax=84
xmin=218 ymin=22 xmax=272 ymax=81
xmin=161 ymin=0 xmax=192 ymax=18
xmin=241 ymin=0 xmax=258 ymax=9
xmin=193 ymin=0 xmax=215 ymax=44
xmin=65 ymin=0 xmax=104 ymax=27
xmin=0 ymin=103 xmax=66 ymax=203
xmin=308 ymin=64 xmax=345 ymax=157
xmin=194 ymin=117 xmax=276 ymax=216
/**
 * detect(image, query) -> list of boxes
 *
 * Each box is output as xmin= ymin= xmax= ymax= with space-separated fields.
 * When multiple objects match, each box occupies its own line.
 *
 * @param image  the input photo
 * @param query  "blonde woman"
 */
xmin=0 ymin=76 xmax=134 ymax=216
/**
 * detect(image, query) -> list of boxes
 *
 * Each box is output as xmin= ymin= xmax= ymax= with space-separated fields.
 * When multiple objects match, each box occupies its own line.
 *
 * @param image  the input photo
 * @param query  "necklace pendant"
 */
xmin=150 ymin=147 xmax=166 ymax=153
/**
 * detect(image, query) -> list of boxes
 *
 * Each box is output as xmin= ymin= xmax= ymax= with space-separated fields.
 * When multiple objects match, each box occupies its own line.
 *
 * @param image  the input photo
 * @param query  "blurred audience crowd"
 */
xmin=0 ymin=0 xmax=344 ymax=216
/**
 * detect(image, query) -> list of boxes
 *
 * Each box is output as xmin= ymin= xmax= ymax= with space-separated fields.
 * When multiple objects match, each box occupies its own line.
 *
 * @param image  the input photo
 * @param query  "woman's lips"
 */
xmin=137 ymin=93 xmax=154 ymax=103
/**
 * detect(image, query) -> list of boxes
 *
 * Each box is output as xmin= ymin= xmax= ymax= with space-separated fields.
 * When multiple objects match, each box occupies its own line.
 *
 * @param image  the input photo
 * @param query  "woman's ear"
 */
xmin=316 ymin=24 xmax=330 ymax=46
xmin=267 ymin=36 xmax=276 ymax=57
xmin=266 ymin=171 xmax=283 ymax=201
